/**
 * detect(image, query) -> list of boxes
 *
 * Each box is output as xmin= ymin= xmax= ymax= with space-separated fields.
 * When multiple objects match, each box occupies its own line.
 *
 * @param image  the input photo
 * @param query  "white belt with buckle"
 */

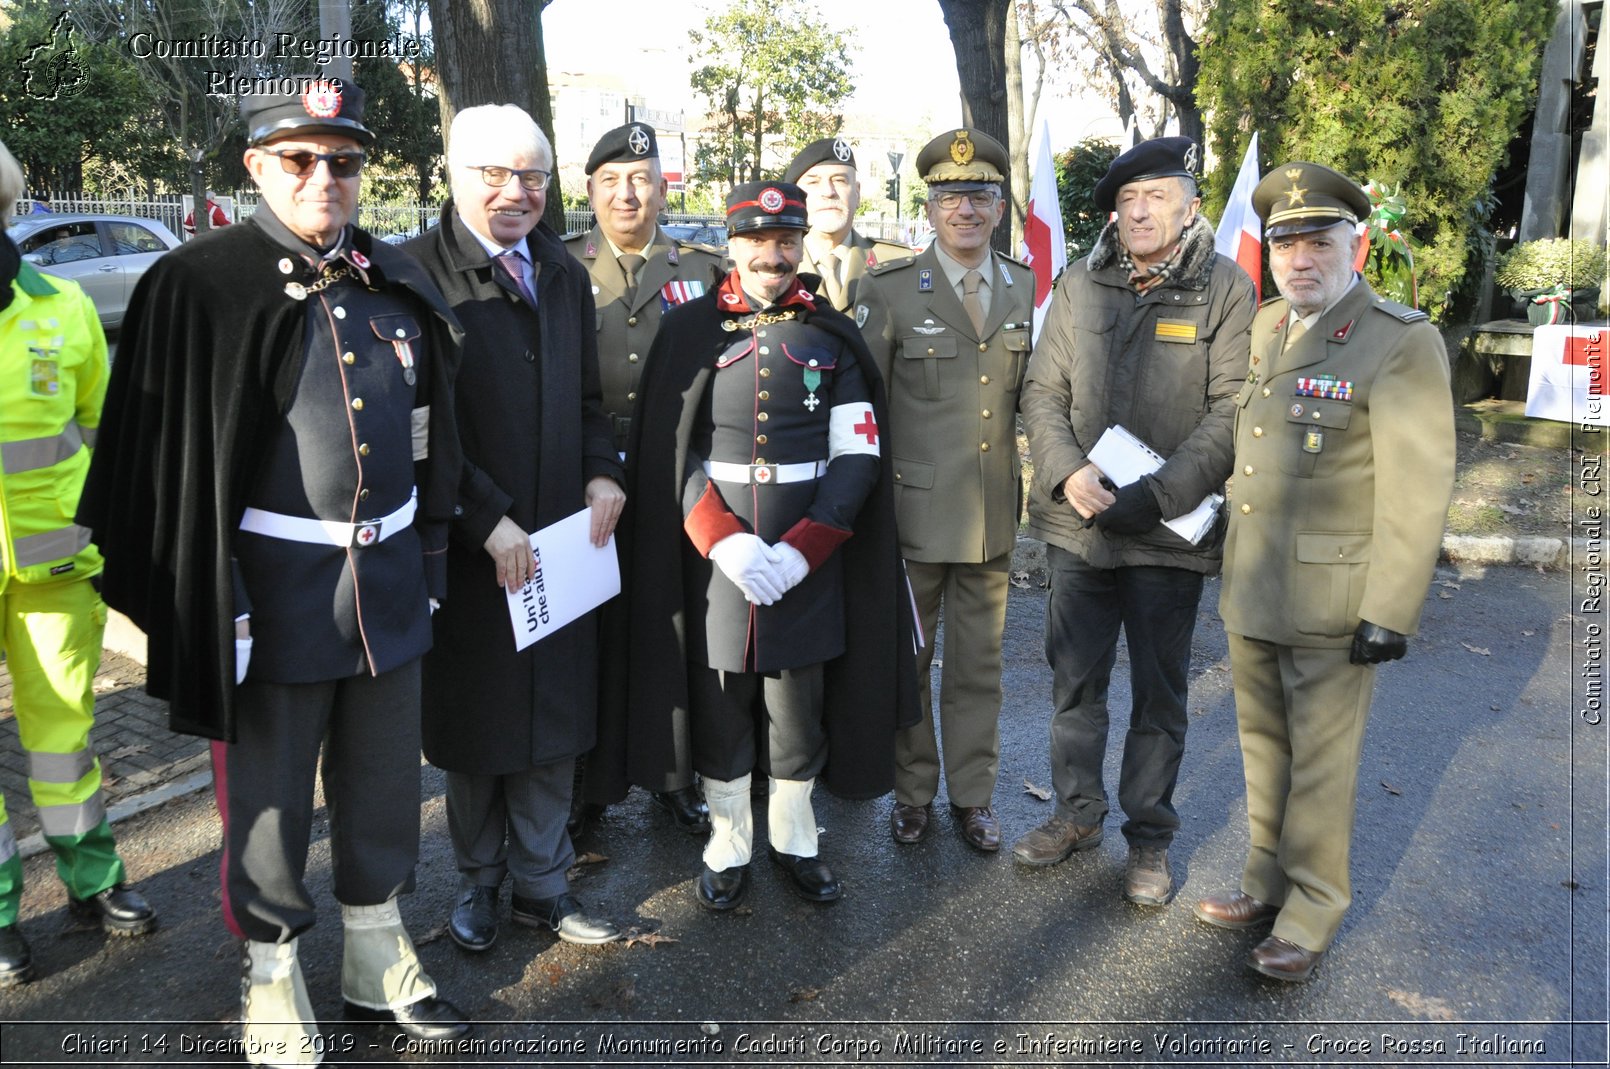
xmin=240 ymin=492 xmax=417 ymax=548
xmin=704 ymin=460 xmax=827 ymax=485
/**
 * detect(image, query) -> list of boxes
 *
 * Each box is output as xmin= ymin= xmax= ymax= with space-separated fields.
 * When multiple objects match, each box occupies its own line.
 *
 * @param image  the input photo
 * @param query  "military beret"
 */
xmin=1253 ymin=161 xmax=1372 ymax=238
xmin=1092 ymin=136 xmax=1200 ymax=213
xmin=726 ymin=181 xmax=809 ymax=235
xmin=585 ymin=123 xmax=658 ymax=175
xmin=241 ymin=80 xmax=374 ymax=147
xmin=784 ymin=137 xmax=857 ymax=183
xmin=915 ymin=129 xmax=1007 ymax=188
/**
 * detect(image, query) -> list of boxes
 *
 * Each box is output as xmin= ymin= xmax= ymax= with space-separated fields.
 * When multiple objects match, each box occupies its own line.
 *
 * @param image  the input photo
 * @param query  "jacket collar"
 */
xmin=436 ymin=200 xmax=570 ymax=283
xmin=1088 ymin=214 xmax=1218 ymax=291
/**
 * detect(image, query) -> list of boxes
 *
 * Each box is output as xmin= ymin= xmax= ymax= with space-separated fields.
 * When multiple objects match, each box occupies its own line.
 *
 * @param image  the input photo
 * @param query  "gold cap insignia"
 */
xmin=1283 ymin=168 xmax=1308 ymax=208
xmin=949 ymin=131 xmax=975 ymax=167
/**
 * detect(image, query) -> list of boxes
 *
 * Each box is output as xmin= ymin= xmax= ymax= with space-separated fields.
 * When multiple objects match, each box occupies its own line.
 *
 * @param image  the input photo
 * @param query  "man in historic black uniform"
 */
xmin=623 ymin=182 xmax=917 ymax=911
xmin=77 ymin=82 xmax=468 ymax=1061
xmin=404 ymin=104 xmax=625 ymax=955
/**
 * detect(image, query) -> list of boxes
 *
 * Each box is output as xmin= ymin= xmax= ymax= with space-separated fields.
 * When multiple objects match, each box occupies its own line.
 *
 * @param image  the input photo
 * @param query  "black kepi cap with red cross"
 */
xmin=726 ymin=181 xmax=809 ymax=235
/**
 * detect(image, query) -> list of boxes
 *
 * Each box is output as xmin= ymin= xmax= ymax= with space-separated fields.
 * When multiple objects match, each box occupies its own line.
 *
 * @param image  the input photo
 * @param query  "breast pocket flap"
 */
xmin=893 ymin=457 xmax=935 ymax=489
xmin=1295 ymin=532 xmax=1371 ymax=564
xmin=900 ymin=335 xmax=957 ymax=360
xmin=370 ymin=314 xmax=421 ymax=343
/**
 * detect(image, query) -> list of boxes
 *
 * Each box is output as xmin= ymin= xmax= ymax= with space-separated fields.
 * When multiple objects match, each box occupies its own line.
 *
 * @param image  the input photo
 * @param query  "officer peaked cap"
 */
xmin=1253 ymin=161 xmax=1372 ymax=238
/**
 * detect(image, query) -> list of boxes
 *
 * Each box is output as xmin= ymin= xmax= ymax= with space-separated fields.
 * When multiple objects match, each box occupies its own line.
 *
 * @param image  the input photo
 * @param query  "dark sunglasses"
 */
xmin=265 ymin=148 xmax=366 ymax=179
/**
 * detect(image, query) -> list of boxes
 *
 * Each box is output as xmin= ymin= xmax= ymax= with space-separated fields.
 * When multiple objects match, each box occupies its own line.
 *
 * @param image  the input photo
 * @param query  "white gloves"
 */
xmin=235 ymin=637 xmax=252 ymax=685
xmin=771 ymin=541 xmax=809 ymax=593
xmin=709 ymin=533 xmax=788 ymax=605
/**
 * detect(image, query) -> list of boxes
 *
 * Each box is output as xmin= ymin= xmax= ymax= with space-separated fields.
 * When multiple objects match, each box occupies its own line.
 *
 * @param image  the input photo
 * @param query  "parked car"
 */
xmin=6 ymin=213 xmax=182 ymax=332
xmin=661 ymin=222 xmax=728 ymax=248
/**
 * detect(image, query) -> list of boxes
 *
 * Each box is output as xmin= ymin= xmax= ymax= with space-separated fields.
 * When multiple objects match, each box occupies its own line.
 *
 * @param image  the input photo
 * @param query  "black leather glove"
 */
xmin=1092 ymin=479 xmax=1164 ymax=535
xmin=1350 ymin=620 xmax=1408 ymax=665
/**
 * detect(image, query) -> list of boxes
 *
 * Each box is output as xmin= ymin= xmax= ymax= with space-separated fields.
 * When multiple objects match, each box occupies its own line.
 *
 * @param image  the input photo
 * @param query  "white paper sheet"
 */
xmin=505 ymin=508 xmax=621 ymax=651
xmin=1086 ymin=425 xmax=1223 ymax=545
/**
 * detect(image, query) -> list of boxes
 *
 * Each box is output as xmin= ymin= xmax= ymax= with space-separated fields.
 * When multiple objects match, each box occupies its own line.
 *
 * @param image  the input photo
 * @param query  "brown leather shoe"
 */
xmin=890 ymin=802 xmax=930 ymax=844
xmin=1193 ymin=890 xmax=1280 ymax=930
xmin=1123 ymin=845 xmax=1174 ymax=906
xmin=950 ymin=805 xmax=1001 ymax=852
xmin=1011 ymin=815 xmax=1102 ymax=866
xmin=1247 ymin=935 xmax=1322 ymax=982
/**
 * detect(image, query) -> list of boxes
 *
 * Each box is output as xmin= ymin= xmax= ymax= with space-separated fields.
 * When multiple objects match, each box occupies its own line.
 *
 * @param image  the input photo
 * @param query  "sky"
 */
xmin=539 ymin=0 xmax=1122 ymax=152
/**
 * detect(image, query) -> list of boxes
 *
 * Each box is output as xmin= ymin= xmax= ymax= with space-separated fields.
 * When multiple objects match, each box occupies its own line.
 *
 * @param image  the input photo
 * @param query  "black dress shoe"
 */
xmin=511 ymin=892 xmax=620 ymax=944
xmin=345 ymin=996 xmax=470 ymax=1040
xmin=0 ymin=925 xmax=34 ymax=987
xmin=447 ymin=886 xmax=499 ymax=952
xmin=67 ymin=883 xmax=156 ymax=936
xmin=767 ymin=846 xmax=841 ymax=902
xmin=652 ymin=786 xmax=711 ymax=835
xmin=696 ymin=865 xmax=750 ymax=911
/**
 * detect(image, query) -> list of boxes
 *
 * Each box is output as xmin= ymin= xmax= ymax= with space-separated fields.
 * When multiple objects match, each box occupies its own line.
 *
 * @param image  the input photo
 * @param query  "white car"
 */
xmin=7 ymin=213 xmax=183 ymax=332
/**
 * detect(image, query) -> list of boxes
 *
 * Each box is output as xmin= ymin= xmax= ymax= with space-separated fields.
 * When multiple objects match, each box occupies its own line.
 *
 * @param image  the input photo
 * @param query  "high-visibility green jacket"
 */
xmin=0 ymin=262 xmax=107 ymax=594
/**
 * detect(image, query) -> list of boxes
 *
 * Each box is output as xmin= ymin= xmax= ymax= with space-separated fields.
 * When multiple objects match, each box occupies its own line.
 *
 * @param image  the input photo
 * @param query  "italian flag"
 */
xmin=1214 ymin=132 xmax=1262 ymax=302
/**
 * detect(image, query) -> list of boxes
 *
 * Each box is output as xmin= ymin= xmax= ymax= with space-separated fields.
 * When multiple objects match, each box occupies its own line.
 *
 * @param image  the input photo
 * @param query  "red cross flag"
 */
xmin=1214 ymin=132 xmax=1262 ymax=302
xmin=1021 ymin=120 xmax=1068 ymax=344
xmin=1527 ymin=325 xmax=1609 ymax=426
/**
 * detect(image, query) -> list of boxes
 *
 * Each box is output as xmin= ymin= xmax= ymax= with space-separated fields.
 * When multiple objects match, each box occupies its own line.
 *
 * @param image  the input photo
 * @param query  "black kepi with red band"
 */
xmin=726 ymin=181 xmax=809 ymax=234
xmin=241 ymin=79 xmax=376 ymax=147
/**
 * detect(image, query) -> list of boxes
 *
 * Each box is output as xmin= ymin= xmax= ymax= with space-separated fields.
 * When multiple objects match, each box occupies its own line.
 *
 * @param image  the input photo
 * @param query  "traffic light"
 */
xmin=885 ymin=176 xmax=900 ymax=203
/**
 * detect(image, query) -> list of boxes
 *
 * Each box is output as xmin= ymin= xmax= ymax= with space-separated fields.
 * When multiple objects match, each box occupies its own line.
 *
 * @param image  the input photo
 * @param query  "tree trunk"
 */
xmin=427 ymin=0 xmax=564 ymax=233
xmin=190 ymin=154 xmax=210 ymax=237
xmin=937 ymin=0 xmax=1013 ymax=252
xmin=1157 ymin=0 xmax=1202 ymax=146
xmin=1006 ymin=0 xmax=1030 ymax=253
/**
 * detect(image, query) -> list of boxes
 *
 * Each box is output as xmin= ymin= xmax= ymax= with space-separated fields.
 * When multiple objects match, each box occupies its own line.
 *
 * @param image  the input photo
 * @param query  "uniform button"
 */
xmin=759 ymin=346 xmax=770 ymax=355
xmin=756 ymin=434 xmax=768 ymax=445
xmin=980 ymin=442 xmax=990 ymax=452
xmin=1262 ymin=387 xmax=1271 ymax=397
xmin=758 ymin=412 xmax=769 ymax=422
xmin=927 ymin=347 xmax=936 ymax=355
xmin=628 ymin=353 xmax=639 ymax=363
xmin=1312 ymin=411 xmax=1322 ymax=420
xmin=342 ymin=351 xmax=356 ymax=364
xmin=394 ymin=328 xmax=407 ymax=338
xmin=352 ymin=398 xmax=364 ymax=411
xmin=453 ymin=505 xmax=464 ymax=517
xmin=978 ymin=342 xmax=987 ymax=352
xmin=982 ymin=409 xmax=992 ymax=419
xmin=360 ymin=488 xmax=371 ymax=501
xmin=758 ymin=330 xmax=768 ymax=338
xmin=980 ymin=375 xmax=990 ymax=385
xmin=1252 ymin=426 xmax=1264 ymax=437
xmin=627 ymin=316 xmax=638 ymax=327
xmin=627 ymin=391 xmax=637 ymax=402
xmin=759 ymin=390 xmax=770 ymax=400
xmin=760 ymin=367 xmax=771 ymax=378
xmin=754 ymin=457 xmax=766 ymax=465
xmin=1240 ymin=503 xmax=1252 ymax=515
xmin=359 ymin=443 xmax=370 ymax=456
xmin=334 ymin=307 xmax=347 ymax=319
xmin=894 ymin=472 xmax=902 ymax=481
xmin=1243 ymin=464 xmax=1254 ymax=476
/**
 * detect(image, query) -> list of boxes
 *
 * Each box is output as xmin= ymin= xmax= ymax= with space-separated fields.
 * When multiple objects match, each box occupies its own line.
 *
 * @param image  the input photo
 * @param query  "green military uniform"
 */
xmin=800 ymin=231 xmax=912 ymax=313
xmin=1218 ymin=163 xmax=1455 ymax=955
xmin=856 ymin=130 xmax=1035 ymax=819
xmin=563 ymin=225 xmax=724 ymax=452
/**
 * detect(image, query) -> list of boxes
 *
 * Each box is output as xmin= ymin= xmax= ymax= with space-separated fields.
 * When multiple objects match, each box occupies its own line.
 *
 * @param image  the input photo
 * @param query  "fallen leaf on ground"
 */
xmin=621 ymin=927 xmax=679 ymax=948
xmin=1522 ymin=629 xmax=1536 ymax=636
xmin=789 ymin=988 xmax=820 ymax=1003
xmin=1023 ymin=778 xmax=1052 ymax=801
xmin=574 ymin=851 xmax=609 ymax=866
xmin=1435 ymin=579 xmax=1461 ymax=589
xmin=1009 ymin=570 xmax=1031 ymax=589
xmin=540 ymin=962 xmax=565 ymax=987
xmin=1461 ymin=642 xmax=1491 ymax=656
xmin=1387 ymin=989 xmax=1457 ymax=1020
xmin=1380 ymin=780 xmax=1402 ymax=796
xmin=103 ymin=743 xmax=149 ymax=761
xmin=1438 ymin=591 xmax=1454 ymax=599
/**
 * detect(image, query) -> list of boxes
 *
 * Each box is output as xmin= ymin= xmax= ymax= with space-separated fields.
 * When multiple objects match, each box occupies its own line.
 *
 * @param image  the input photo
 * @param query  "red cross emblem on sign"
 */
xmin=1564 ymin=331 xmax=1606 ymax=396
xmin=854 ymin=410 xmax=879 ymax=445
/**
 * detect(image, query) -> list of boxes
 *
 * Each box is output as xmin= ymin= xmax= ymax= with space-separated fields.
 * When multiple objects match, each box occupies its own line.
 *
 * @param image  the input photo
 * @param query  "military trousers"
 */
xmin=0 ymin=577 xmax=125 ymax=924
xmin=895 ymin=551 xmax=1010 ymax=810
xmin=212 ymin=660 xmax=422 ymax=944
xmin=1042 ymin=547 xmax=1203 ymax=845
xmin=447 ymin=760 xmax=575 ymax=901
xmin=688 ymin=663 xmax=827 ymax=784
xmin=1227 ymin=632 xmax=1377 ymax=953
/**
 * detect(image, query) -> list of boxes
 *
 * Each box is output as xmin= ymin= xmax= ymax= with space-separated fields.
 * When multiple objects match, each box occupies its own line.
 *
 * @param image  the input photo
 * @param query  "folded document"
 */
xmin=1086 ymin=425 xmax=1223 ymax=545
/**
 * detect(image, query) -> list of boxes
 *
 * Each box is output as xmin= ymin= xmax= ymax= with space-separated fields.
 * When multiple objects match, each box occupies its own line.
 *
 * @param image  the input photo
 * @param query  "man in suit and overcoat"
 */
xmin=1195 ymin=161 xmax=1455 ymax=982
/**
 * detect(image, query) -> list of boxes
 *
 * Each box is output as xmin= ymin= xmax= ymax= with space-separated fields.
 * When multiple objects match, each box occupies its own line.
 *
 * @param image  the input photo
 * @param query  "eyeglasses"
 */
xmin=265 ymin=148 xmax=365 ymax=179
xmin=467 ymin=165 xmax=551 ymax=191
xmin=934 ymin=190 xmax=999 ymax=211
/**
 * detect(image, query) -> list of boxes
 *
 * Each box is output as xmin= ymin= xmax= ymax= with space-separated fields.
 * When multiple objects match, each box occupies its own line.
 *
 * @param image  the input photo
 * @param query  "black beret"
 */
xmin=1093 ymin=136 xmax=1200 ymax=213
xmin=585 ymin=123 xmax=658 ymax=175
xmin=241 ymin=80 xmax=374 ymax=147
xmin=784 ymin=137 xmax=857 ymax=183
xmin=1253 ymin=161 xmax=1372 ymax=237
xmin=726 ymin=181 xmax=809 ymax=235
xmin=915 ymin=129 xmax=1007 ymax=188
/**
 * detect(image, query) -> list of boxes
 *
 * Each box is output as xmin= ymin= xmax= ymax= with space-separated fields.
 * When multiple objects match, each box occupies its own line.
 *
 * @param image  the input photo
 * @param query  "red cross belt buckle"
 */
xmin=753 ymin=465 xmax=775 ymax=484
xmin=355 ymin=523 xmax=380 ymax=546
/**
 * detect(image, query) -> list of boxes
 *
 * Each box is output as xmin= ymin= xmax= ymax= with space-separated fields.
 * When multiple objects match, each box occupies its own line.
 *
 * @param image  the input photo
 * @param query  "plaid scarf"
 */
xmin=1117 ymin=239 xmax=1186 ymax=294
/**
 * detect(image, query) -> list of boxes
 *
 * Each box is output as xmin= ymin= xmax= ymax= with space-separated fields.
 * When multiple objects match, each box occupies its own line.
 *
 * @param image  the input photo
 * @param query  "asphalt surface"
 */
xmin=0 ymin=560 xmax=1600 ymax=1068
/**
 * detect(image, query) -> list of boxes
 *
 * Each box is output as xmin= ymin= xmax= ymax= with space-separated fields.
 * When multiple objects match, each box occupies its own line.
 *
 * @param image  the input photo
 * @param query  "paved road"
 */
xmin=0 ymin=561 xmax=1599 ymax=1068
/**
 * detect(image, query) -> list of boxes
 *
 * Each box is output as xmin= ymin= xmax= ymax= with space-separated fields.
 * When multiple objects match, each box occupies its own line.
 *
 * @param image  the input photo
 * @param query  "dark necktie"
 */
xmin=497 ymin=249 xmax=535 ymax=304
xmin=619 ymin=253 xmax=646 ymax=305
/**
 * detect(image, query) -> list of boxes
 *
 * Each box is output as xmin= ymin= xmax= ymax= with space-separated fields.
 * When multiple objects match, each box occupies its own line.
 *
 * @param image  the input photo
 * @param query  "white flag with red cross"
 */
xmin=1021 ymin=120 xmax=1068 ymax=344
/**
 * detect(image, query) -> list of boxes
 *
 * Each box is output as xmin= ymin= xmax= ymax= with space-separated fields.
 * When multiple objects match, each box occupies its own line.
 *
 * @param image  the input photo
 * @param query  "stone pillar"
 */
xmin=1520 ymin=0 xmax=1587 ymax=241
xmin=1569 ymin=2 xmax=1608 ymax=247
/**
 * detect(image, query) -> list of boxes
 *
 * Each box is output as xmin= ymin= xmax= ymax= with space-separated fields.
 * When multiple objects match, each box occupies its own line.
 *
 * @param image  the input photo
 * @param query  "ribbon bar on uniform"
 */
xmin=704 ymin=460 xmax=827 ymax=485
xmin=240 ymin=492 xmax=417 ymax=548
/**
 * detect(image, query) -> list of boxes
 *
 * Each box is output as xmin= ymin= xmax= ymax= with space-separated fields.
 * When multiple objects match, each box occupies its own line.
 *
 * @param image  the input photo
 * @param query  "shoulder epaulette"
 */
xmin=675 ymin=239 xmax=727 ymax=256
xmin=868 ymin=256 xmax=916 ymax=277
xmin=1371 ymin=296 xmax=1430 ymax=323
xmin=872 ymin=239 xmax=913 ymax=256
xmin=995 ymin=250 xmax=1031 ymax=270
xmin=1258 ymin=294 xmax=1288 ymax=310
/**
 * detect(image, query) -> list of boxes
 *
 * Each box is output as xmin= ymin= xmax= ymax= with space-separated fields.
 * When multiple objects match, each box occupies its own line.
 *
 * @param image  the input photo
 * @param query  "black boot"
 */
xmin=0 ymin=925 xmax=34 ymax=986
